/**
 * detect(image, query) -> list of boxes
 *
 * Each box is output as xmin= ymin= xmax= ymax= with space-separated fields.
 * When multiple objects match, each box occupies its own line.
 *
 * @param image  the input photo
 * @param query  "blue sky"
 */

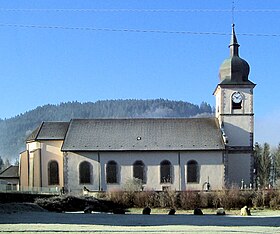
xmin=0 ymin=0 xmax=279 ymax=146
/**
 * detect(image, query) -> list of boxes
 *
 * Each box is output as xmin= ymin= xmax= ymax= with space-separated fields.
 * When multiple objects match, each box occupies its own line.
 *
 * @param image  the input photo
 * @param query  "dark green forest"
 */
xmin=0 ymin=99 xmax=213 ymax=161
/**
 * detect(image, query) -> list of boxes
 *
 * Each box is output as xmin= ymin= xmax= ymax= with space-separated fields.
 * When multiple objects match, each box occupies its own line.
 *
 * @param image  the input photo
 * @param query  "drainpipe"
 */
xmin=39 ymin=149 xmax=42 ymax=187
xmin=98 ymin=152 xmax=101 ymax=191
xmin=63 ymin=152 xmax=68 ymax=193
xmin=178 ymin=152 xmax=181 ymax=191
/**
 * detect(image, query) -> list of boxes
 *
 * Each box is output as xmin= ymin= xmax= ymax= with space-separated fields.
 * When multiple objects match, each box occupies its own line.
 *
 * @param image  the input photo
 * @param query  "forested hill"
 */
xmin=0 ymin=99 xmax=213 ymax=161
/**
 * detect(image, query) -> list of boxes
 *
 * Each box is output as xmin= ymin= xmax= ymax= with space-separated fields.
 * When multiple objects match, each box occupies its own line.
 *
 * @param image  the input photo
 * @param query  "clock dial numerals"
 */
xmin=232 ymin=92 xmax=242 ymax=104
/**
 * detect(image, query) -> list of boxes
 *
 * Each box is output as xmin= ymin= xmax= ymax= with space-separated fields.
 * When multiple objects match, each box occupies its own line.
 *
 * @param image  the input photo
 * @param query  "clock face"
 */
xmin=232 ymin=92 xmax=242 ymax=103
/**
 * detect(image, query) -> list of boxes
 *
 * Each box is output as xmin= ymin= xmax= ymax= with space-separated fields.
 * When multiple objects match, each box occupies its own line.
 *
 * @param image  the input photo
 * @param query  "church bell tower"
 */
xmin=214 ymin=24 xmax=256 ymax=186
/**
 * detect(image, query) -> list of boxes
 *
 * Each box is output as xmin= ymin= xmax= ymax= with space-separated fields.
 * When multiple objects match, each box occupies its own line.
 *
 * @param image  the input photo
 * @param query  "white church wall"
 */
xmin=64 ymin=150 xmax=225 ymax=192
xmin=99 ymin=151 xmax=180 ymax=191
xmin=180 ymin=151 xmax=224 ymax=190
xmin=215 ymin=87 xmax=221 ymax=117
xmin=26 ymin=141 xmax=41 ymax=188
xmin=65 ymin=151 xmax=100 ymax=194
xmin=27 ymin=141 xmax=41 ymax=152
xmin=40 ymin=140 xmax=64 ymax=188
xmin=223 ymin=115 xmax=253 ymax=146
xmin=28 ymin=152 xmax=34 ymax=187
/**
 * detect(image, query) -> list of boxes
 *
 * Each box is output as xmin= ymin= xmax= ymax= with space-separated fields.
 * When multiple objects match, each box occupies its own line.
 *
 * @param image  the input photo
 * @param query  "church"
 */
xmin=19 ymin=25 xmax=255 ymax=193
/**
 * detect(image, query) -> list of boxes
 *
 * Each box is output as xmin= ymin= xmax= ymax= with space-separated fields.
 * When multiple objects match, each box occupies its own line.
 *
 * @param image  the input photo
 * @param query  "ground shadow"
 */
xmin=0 ymin=212 xmax=279 ymax=227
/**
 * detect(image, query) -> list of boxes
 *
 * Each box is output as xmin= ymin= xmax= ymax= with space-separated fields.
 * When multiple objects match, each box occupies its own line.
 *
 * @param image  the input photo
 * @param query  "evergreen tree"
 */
xmin=253 ymin=143 xmax=262 ymax=188
xmin=272 ymin=143 xmax=280 ymax=186
xmin=0 ymin=156 xmax=3 ymax=172
xmin=199 ymin=101 xmax=212 ymax=113
xmin=256 ymin=142 xmax=272 ymax=188
xmin=4 ymin=159 xmax=11 ymax=169
xmin=14 ymin=159 xmax=19 ymax=166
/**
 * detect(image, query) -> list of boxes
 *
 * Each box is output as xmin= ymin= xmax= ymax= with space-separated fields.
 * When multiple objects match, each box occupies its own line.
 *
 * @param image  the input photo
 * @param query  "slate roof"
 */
xmin=61 ymin=118 xmax=225 ymax=151
xmin=219 ymin=79 xmax=255 ymax=86
xmin=0 ymin=166 xmax=19 ymax=178
xmin=218 ymin=25 xmax=255 ymax=87
xmin=27 ymin=122 xmax=69 ymax=142
xmin=26 ymin=124 xmax=43 ymax=142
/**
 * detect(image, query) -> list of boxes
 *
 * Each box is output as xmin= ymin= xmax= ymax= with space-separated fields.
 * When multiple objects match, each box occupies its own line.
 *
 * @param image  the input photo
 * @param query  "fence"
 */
xmin=0 ymin=184 xmax=60 ymax=195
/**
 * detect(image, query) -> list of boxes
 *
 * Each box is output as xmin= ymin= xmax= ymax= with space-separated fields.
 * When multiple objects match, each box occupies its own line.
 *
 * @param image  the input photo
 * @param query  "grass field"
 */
xmin=0 ymin=207 xmax=280 ymax=234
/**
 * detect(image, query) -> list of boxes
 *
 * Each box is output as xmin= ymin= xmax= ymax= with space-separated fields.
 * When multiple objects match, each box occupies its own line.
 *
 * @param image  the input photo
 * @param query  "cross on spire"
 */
xmin=229 ymin=24 xmax=239 ymax=57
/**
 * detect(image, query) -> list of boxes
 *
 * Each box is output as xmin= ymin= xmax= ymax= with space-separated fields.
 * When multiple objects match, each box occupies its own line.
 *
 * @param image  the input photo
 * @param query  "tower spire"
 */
xmin=218 ymin=24 xmax=252 ymax=84
xmin=229 ymin=24 xmax=239 ymax=57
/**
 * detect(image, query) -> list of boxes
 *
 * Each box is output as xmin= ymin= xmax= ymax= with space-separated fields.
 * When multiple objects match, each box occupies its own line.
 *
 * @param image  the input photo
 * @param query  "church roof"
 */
xmin=27 ymin=121 xmax=69 ymax=142
xmin=61 ymin=118 xmax=225 ymax=151
xmin=0 ymin=166 xmax=19 ymax=178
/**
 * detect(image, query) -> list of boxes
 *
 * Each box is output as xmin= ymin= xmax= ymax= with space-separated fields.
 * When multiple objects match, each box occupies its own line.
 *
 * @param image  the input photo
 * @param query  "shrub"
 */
xmin=252 ymin=190 xmax=264 ymax=208
xmin=252 ymin=190 xmax=275 ymax=208
xmin=242 ymin=190 xmax=255 ymax=207
xmin=269 ymin=190 xmax=280 ymax=210
xmin=106 ymin=191 xmax=132 ymax=207
xmin=123 ymin=178 xmax=143 ymax=192
xmin=157 ymin=190 xmax=178 ymax=208
xmin=200 ymin=192 xmax=214 ymax=208
xmin=104 ymin=189 xmax=280 ymax=210
xmin=35 ymin=195 xmax=125 ymax=213
xmin=133 ymin=191 xmax=157 ymax=208
xmin=219 ymin=187 xmax=241 ymax=209
xmin=211 ymin=188 xmax=254 ymax=210
xmin=179 ymin=191 xmax=201 ymax=210
xmin=269 ymin=196 xmax=280 ymax=209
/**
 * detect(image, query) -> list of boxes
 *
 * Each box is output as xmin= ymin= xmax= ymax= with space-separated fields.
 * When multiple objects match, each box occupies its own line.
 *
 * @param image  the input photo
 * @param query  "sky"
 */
xmin=0 ymin=0 xmax=279 ymax=146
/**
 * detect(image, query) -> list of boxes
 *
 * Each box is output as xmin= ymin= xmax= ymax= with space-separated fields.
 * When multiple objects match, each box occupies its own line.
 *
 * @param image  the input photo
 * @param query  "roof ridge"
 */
xmin=70 ymin=117 xmax=216 ymax=121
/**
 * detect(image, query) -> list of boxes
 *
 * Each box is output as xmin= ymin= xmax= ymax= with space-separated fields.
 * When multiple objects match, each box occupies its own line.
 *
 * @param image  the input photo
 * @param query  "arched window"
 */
xmin=187 ymin=160 xmax=199 ymax=183
xmin=79 ymin=161 xmax=92 ymax=184
xmin=160 ymin=160 xmax=172 ymax=183
xmin=48 ymin=160 xmax=59 ymax=185
xmin=133 ymin=160 xmax=145 ymax=183
xmin=106 ymin=161 xmax=118 ymax=184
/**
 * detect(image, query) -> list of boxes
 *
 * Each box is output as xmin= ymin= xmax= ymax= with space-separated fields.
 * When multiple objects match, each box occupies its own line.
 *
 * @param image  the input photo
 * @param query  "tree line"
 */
xmin=254 ymin=142 xmax=280 ymax=189
xmin=0 ymin=156 xmax=12 ymax=172
xmin=0 ymin=99 xmax=214 ymax=161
